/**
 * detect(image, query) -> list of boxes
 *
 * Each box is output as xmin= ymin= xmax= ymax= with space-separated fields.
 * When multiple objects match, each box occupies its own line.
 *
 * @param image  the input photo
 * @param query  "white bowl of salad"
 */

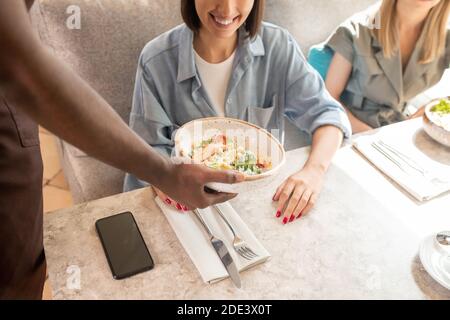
xmin=423 ymin=98 xmax=450 ymax=148
xmin=174 ymin=117 xmax=286 ymax=193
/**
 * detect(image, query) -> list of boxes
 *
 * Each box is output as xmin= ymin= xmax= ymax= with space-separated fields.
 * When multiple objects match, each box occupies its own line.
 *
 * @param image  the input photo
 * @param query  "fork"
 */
xmin=374 ymin=140 xmax=449 ymax=185
xmin=213 ymin=204 xmax=259 ymax=260
xmin=378 ymin=140 xmax=425 ymax=174
xmin=371 ymin=141 xmax=406 ymax=173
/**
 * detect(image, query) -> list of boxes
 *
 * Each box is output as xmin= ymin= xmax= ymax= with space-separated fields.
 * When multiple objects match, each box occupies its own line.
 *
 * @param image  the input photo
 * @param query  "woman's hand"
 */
xmin=153 ymin=186 xmax=189 ymax=212
xmin=272 ymin=165 xmax=325 ymax=224
xmin=271 ymin=125 xmax=343 ymax=225
xmin=408 ymin=106 xmax=425 ymax=119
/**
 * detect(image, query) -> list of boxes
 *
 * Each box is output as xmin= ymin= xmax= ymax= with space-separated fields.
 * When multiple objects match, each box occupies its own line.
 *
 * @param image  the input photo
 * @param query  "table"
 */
xmin=44 ymin=119 xmax=450 ymax=299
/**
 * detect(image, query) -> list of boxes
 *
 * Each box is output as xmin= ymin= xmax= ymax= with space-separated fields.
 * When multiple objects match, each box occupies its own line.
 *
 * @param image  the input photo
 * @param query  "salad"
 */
xmin=430 ymin=99 xmax=450 ymax=115
xmin=429 ymin=99 xmax=450 ymax=131
xmin=188 ymin=134 xmax=272 ymax=175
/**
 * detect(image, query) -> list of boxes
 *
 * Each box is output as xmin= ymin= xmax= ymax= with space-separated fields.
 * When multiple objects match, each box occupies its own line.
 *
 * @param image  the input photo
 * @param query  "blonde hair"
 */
xmin=373 ymin=0 xmax=450 ymax=64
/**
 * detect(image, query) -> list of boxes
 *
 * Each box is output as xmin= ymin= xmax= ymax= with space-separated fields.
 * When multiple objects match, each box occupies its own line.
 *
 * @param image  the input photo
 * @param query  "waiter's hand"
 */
xmin=155 ymin=160 xmax=244 ymax=210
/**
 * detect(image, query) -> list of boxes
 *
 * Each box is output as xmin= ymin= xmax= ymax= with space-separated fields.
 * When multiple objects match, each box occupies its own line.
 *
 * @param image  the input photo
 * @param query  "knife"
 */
xmin=193 ymin=209 xmax=241 ymax=288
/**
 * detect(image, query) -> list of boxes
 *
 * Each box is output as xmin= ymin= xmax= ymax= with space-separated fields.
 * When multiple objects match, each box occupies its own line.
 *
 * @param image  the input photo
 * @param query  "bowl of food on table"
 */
xmin=423 ymin=97 xmax=450 ymax=148
xmin=174 ymin=117 xmax=286 ymax=194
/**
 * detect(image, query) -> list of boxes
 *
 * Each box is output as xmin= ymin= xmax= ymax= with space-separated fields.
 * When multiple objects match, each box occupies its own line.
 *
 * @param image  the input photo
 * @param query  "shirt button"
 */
xmin=227 ymin=98 xmax=232 ymax=104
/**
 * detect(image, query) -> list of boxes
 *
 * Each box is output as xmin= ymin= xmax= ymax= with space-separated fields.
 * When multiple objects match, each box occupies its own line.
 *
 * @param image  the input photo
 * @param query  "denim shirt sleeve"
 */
xmin=123 ymin=56 xmax=177 ymax=192
xmin=283 ymin=32 xmax=352 ymax=139
xmin=131 ymin=57 xmax=178 ymax=156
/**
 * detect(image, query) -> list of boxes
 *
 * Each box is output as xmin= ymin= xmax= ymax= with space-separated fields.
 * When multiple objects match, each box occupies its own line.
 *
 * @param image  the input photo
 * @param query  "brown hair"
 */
xmin=373 ymin=0 xmax=450 ymax=64
xmin=180 ymin=0 xmax=265 ymax=38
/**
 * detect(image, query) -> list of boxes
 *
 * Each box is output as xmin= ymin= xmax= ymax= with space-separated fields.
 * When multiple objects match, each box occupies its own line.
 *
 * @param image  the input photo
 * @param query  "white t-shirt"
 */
xmin=194 ymin=50 xmax=236 ymax=117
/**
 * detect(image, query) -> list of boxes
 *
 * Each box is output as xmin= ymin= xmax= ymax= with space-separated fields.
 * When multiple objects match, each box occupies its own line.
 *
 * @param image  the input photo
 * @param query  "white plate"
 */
xmin=423 ymin=97 xmax=450 ymax=148
xmin=174 ymin=117 xmax=286 ymax=194
xmin=419 ymin=235 xmax=450 ymax=290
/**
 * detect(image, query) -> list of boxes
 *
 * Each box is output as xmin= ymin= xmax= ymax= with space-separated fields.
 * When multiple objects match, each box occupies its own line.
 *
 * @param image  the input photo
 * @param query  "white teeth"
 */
xmin=214 ymin=16 xmax=234 ymax=26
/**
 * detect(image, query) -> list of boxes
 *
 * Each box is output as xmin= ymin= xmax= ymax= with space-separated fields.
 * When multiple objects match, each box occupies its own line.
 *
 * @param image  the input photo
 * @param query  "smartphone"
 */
xmin=95 ymin=212 xmax=154 ymax=279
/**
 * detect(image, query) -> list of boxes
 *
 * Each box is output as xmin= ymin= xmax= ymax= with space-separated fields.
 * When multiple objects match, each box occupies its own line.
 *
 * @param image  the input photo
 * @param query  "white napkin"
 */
xmin=353 ymin=135 xmax=450 ymax=201
xmin=155 ymin=197 xmax=271 ymax=284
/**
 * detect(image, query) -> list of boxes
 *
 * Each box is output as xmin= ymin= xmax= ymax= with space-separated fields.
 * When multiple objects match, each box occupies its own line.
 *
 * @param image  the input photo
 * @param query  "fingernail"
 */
xmin=275 ymin=210 xmax=281 ymax=218
xmin=296 ymin=213 xmax=302 ymax=219
xmin=165 ymin=198 xmax=171 ymax=205
xmin=289 ymin=214 xmax=295 ymax=222
xmin=176 ymin=203 xmax=182 ymax=211
xmin=183 ymin=205 xmax=188 ymax=211
xmin=282 ymin=217 xmax=288 ymax=225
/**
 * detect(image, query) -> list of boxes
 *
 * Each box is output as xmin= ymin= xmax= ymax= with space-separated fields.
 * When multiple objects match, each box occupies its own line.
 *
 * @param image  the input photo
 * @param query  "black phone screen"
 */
xmin=95 ymin=212 xmax=154 ymax=279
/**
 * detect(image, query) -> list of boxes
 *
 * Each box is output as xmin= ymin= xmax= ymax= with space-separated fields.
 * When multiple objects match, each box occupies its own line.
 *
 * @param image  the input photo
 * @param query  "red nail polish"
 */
xmin=183 ymin=205 xmax=188 ymax=211
xmin=282 ymin=217 xmax=288 ymax=224
xmin=296 ymin=213 xmax=302 ymax=219
xmin=289 ymin=214 xmax=295 ymax=222
xmin=165 ymin=198 xmax=171 ymax=205
xmin=275 ymin=210 xmax=281 ymax=218
xmin=176 ymin=203 xmax=182 ymax=210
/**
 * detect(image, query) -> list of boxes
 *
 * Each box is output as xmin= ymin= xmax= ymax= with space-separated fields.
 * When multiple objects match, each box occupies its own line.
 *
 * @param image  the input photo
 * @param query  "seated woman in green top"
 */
xmin=325 ymin=0 xmax=450 ymax=133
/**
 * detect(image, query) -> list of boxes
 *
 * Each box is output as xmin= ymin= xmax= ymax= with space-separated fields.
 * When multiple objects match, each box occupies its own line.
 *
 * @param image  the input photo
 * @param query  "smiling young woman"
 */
xmin=183 ymin=0 xmax=262 ymax=64
xmin=181 ymin=0 xmax=264 ymax=38
xmin=124 ymin=0 xmax=352 ymax=225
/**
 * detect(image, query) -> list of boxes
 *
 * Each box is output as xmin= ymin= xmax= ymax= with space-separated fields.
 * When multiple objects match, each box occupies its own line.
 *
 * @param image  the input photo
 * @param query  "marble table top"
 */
xmin=44 ymin=119 xmax=450 ymax=299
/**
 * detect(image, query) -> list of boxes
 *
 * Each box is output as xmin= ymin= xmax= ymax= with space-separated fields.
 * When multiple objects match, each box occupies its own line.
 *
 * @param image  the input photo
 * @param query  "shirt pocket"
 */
xmin=245 ymin=95 xmax=278 ymax=129
xmin=355 ymin=55 xmax=384 ymax=76
xmin=4 ymin=100 xmax=40 ymax=147
xmin=350 ymin=56 xmax=390 ymax=110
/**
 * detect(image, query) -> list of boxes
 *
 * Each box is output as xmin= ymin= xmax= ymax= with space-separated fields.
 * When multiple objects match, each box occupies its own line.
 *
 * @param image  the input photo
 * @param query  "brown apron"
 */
xmin=0 ymin=96 xmax=46 ymax=299
xmin=0 ymin=0 xmax=45 ymax=300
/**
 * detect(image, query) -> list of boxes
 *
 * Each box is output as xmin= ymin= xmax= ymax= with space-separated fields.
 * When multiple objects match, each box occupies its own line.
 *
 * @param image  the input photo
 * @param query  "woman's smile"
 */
xmin=208 ymin=12 xmax=241 ymax=30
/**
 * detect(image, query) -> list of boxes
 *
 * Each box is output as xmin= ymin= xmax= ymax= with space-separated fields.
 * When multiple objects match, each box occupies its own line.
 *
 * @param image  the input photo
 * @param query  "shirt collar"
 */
xmin=177 ymin=26 xmax=197 ymax=83
xmin=177 ymin=25 xmax=265 ymax=83
xmin=239 ymin=25 xmax=265 ymax=57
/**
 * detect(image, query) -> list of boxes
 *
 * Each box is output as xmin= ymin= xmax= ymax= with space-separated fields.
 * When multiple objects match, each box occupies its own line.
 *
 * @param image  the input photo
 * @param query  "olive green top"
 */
xmin=326 ymin=6 xmax=450 ymax=128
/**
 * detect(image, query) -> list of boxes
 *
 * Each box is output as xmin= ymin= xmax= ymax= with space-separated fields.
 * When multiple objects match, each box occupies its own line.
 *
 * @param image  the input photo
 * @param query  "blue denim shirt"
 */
xmin=124 ymin=23 xmax=351 ymax=191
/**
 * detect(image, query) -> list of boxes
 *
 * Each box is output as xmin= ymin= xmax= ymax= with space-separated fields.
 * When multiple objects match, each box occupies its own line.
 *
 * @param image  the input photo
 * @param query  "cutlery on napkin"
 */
xmin=155 ymin=197 xmax=271 ymax=284
xmin=353 ymin=135 xmax=450 ymax=201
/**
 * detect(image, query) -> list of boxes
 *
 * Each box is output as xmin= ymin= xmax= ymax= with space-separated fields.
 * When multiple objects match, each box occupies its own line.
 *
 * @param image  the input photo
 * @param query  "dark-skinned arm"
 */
xmin=0 ymin=0 xmax=242 ymax=208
